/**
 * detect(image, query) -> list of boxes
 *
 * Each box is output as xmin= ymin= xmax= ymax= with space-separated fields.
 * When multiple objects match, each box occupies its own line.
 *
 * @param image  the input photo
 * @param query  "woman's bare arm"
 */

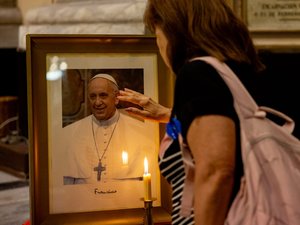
xmin=187 ymin=115 xmax=236 ymax=225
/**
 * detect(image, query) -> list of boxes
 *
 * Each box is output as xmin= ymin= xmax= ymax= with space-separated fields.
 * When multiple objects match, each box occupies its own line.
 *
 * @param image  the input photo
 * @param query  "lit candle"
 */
xmin=143 ymin=157 xmax=152 ymax=201
xmin=122 ymin=151 xmax=128 ymax=165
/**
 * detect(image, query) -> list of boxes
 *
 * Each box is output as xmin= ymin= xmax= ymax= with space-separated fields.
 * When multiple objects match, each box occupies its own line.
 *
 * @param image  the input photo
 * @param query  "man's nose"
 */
xmin=95 ymin=96 xmax=103 ymax=105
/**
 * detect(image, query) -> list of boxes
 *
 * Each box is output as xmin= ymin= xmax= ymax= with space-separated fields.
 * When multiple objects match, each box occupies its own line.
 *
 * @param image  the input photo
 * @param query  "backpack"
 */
xmin=164 ymin=56 xmax=300 ymax=224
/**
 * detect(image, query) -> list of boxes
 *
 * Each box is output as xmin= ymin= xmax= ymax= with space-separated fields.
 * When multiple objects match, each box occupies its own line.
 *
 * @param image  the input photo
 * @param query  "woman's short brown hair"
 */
xmin=144 ymin=0 xmax=264 ymax=73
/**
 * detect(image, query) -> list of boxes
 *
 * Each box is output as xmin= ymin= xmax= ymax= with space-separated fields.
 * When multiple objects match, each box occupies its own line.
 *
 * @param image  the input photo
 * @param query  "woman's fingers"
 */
xmin=118 ymin=89 xmax=150 ymax=107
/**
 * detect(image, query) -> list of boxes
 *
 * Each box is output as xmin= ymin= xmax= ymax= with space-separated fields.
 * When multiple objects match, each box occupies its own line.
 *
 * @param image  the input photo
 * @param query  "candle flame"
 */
xmin=144 ymin=157 xmax=149 ymax=174
xmin=122 ymin=151 xmax=128 ymax=165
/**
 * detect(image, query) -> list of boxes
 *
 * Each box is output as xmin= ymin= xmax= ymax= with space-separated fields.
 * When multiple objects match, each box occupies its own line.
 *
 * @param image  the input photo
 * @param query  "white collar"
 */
xmin=92 ymin=110 xmax=120 ymax=127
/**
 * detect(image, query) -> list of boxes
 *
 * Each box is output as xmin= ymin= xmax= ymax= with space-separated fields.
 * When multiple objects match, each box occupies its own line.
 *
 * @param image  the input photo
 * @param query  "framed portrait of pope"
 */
xmin=26 ymin=35 xmax=173 ymax=224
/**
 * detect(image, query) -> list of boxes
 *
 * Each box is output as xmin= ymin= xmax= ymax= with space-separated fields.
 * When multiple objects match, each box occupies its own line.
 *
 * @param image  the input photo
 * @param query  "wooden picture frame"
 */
xmin=26 ymin=34 xmax=173 ymax=225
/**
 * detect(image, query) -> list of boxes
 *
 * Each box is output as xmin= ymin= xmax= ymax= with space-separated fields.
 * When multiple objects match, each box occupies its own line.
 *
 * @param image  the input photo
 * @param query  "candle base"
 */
xmin=142 ymin=198 xmax=156 ymax=225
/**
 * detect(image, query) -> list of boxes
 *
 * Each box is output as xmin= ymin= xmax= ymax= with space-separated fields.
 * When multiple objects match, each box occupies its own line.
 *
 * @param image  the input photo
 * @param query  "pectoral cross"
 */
xmin=94 ymin=161 xmax=106 ymax=181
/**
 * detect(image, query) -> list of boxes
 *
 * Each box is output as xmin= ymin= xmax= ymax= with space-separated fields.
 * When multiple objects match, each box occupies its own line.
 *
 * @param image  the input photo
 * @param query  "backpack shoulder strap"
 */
xmin=191 ymin=56 xmax=257 ymax=115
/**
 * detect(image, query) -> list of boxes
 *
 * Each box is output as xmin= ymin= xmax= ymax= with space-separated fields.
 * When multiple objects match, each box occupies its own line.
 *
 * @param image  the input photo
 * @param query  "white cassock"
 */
xmin=63 ymin=110 xmax=157 ymax=184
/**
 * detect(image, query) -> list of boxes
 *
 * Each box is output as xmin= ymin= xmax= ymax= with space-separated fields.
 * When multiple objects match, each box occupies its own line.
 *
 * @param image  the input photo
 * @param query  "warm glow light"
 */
xmin=46 ymin=56 xmax=68 ymax=81
xmin=122 ymin=151 xmax=128 ymax=165
xmin=59 ymin=61 xmax=68 ymax=70
xmin=144 ymin=157 xmax=149 ymax=174
xmin=46 ymin=70 xmax=63 ymax=81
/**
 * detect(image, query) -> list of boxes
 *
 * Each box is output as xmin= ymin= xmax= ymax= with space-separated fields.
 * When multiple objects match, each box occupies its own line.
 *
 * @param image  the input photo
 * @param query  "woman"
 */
xmin=118 ymin=0 xmax=264 ymax=224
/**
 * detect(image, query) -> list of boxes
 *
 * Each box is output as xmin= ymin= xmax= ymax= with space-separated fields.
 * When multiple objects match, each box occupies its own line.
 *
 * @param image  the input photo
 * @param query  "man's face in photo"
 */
xmin=88 ymin=78 xmax=118 ymax=121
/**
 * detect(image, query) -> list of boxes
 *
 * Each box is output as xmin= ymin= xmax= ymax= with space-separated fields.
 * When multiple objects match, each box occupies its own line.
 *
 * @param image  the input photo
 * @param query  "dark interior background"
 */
xmin=257 ymin=51 xmax=300 ymax=139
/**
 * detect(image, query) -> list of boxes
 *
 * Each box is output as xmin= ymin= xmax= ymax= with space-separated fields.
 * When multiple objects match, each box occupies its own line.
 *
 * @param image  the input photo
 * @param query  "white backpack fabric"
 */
xmin=177 ymin=56 xmax=300 ymax=224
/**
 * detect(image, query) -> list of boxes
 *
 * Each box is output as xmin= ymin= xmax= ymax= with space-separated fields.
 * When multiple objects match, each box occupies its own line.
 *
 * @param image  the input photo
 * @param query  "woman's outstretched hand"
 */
xmin=117 ymin=88 xmax=171 ymax=123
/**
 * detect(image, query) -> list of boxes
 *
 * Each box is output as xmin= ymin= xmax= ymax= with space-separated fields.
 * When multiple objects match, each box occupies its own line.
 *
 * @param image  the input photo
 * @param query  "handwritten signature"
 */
xmin=94 ymin=188 xmax=117 ymax=195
